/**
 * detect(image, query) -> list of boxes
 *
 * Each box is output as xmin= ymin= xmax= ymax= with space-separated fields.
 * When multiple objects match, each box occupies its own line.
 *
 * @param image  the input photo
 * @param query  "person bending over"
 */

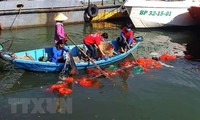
xmin=83 ymin=32 xmax=108 ymax=60
xmin=51 ymin=40 xmax=78 ymax=75
xmin=117 ymin=24 xmax=135 ymax=52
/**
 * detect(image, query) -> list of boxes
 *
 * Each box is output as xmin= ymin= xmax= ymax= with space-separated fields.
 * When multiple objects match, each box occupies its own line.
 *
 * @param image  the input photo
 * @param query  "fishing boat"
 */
xmin=124 ymin=0 xmax=200 ymax=28
xmin=0 ymin=38 xmax=143 ymax=72
xmin=188 ymin=6 xmax=200 ymax=22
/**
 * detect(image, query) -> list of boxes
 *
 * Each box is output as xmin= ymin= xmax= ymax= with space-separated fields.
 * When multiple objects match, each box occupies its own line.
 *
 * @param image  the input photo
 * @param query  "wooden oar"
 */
xmin=66 ymin=35 xmax=112 ymax=80
xmin=123 ymin=37 xmax=136 ymax=61
xmin=123 ymin=36 xmax=143 ymax=60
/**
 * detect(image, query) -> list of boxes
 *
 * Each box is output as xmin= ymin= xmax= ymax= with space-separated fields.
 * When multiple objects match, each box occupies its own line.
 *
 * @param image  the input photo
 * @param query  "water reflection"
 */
xmin=0 ymin=67 xmax=24 ymax=95
xmin=0 ymin=70 xmax=59 ymax=95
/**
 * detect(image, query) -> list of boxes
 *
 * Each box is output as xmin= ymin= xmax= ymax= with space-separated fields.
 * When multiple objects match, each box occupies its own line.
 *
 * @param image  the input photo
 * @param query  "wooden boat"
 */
xmin=124 ymin=0 xmax=200 ymax=28
xmin=188 ymin=6 xmax=200 ymax=22
xmin=0 ymin=38 xmax=142 ymax=72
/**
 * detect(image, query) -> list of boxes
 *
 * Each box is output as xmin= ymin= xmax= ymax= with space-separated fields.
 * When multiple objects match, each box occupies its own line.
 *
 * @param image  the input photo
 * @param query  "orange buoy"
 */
xmin=79 ymin=80 xmax=92 ymax=87
xmin=79 ymin=77 xmax=100 ymax=88
xmin=159 ymin=54 xmax=177 ymax=61
xmin=58 ymin=88 xmax=72 ymax=95
xmin=63 ymin=77 xmax=74 ymax=83
xmin=48 ymin=83 xmax=66 ymax=91
xmin=119 ymin=59 xmax=136 ymax=67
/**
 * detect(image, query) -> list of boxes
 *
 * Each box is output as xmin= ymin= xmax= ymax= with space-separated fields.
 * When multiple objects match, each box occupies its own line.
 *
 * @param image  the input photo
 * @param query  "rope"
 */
xmin=7 ymin=7 xmax=22 ymax=51
xmin=10 ymin=7 xmax=22 ymax=29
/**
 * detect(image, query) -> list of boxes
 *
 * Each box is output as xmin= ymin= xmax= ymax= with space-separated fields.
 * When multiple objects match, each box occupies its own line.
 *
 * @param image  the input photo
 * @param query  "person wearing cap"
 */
xmin=54 ymin=13 xmax=68 ymax=44
xmin=83 ymin=32 xmax=108 ymax=60
xmin=117 ymin=24 xmax=135 ymax=52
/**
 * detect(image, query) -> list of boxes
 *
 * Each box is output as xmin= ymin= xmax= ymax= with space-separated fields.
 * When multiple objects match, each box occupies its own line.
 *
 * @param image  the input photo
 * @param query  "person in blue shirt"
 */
xmin=51 ymin=40 xmax=68 ymax=63
xmin=51 ymin=40 xmax=78 ymax=75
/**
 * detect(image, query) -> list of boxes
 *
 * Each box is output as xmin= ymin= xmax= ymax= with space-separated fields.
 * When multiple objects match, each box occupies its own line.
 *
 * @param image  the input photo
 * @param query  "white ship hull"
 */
xmin=124 ymin=0 xmax=200 ymax=28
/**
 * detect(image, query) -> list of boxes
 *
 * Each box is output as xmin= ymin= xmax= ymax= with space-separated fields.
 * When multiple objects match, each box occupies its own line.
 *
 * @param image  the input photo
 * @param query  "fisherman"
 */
xmin=54 ymin=13 xmax=68 ymax=44
xmin=117 ymin=23 xmax=135 ymax=52
xmin=51 ymin=40 xmax=68 ymax=63
xmin=51 ymin=40 xmax=78 ymax=75
xmin=83 ymin=32 xmax=108 ymax=60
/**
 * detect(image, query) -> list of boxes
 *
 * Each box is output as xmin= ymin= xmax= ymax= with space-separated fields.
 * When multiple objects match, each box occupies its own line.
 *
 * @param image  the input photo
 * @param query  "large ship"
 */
xmin=0 ymin=0 xmax=125 ymax=30
xmin=124 ymin=0 xmax=200 ymax=28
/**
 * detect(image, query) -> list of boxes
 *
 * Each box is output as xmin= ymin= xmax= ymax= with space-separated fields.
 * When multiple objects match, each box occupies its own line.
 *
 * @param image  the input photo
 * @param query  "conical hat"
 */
xmin=55 ymin=13 xmax=68 ymax=21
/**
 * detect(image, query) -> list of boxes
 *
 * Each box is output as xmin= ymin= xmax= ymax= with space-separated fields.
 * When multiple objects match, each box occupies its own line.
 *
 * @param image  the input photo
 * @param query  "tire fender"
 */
xmin=87 ymin=4 xmax=99 ymax=18
xmin=0 ymin=51 xmax=15 ymax=61
xmin=134 ymin=36 xmax=144 ymax=42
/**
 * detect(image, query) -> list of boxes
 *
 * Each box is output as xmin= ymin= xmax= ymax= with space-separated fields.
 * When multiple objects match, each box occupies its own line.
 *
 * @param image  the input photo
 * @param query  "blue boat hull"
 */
xmin=11 ymin=40 xmax=141 ymax=72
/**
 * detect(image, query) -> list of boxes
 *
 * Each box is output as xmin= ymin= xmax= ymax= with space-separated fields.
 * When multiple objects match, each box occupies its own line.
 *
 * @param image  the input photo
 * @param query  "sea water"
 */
xmin=0 ymin=21 xmax=200 ymax=120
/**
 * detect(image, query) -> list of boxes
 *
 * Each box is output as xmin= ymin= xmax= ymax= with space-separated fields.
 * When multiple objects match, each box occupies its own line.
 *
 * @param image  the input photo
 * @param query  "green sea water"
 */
xmin=0 ymin=21 xmax=200 ymax=120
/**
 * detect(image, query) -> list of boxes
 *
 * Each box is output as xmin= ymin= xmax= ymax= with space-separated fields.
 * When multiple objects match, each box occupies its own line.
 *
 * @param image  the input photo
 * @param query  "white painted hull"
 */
xmin=124 ymin=0 xmax=200 ymax=28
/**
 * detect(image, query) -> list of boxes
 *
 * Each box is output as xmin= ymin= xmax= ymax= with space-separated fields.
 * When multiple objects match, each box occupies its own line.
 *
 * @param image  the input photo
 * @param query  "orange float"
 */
xmin=63 ymin=77 xmax=74 ymax=83
xmin=152 ymin=62 xmax=162 ymax=68
xmin=48 ymin=83 xmax=67 ymax=91
xmin=58 ymin=88 xmax=72 ymax=95
xmin=159 ymin=54 xmax=177 ymax=61
xmin=136 ymin=58 xmax=162 ymax=71
xmin=79 ymin=77 xmax=93 ymax=87
xmin=79 ymin=77 xmax=100 ymax=88
xmin=46 ymin=57 xmax=173 ymax=96
xmin=119 ymin=59 xmax=136 ymax=67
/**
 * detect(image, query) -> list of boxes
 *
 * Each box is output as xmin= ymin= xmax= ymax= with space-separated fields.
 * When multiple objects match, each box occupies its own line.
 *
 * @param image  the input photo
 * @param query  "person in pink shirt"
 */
xmin=54 ymin=13 xmax=68 ymax=44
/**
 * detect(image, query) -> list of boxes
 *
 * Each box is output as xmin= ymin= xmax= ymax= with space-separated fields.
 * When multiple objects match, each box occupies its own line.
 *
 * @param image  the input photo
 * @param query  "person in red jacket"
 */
xmin=83 ymin=32 xmax=108 ymax=59
xmin=117 ymin=24 xmax=135 ymax=52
